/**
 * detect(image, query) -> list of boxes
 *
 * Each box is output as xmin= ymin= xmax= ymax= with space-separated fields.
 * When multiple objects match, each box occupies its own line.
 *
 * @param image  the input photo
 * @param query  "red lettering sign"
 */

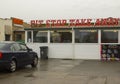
xmin=46 ymin=20 xmax=50 ymax=27
xmin=31 ymin=20 xmax=43 ymax=27
xmin=75 ymin=19 xmax=80 ymax=26
xmin=62 ymin=20 xmax=67 ymax=26
xmin=87 ymin=19 xmax=92 ymax=26
xmin=30 ymin=18 xmax=120 ymax=28
xmin=69 ymin=19 xmax=75 ymax=26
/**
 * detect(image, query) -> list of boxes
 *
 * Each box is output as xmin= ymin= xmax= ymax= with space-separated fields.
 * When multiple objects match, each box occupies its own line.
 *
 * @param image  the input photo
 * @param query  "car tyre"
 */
xmin=31 ymin=56 xmax=38 ymax=67
xmin=8 ymin=60 xmax=17 ymax=72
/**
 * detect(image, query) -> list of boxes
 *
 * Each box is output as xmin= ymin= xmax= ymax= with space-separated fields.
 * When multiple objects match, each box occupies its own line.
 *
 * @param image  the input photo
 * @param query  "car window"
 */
xmin=0 ymin=43 xmax=6 ymax=49
xmin=10 ymin=45 xmax=15 ymax=51
xmin=11 ymin=44 xmax=21 ymax=51
xmin=19 ymin=44 xmax=28 ymax=51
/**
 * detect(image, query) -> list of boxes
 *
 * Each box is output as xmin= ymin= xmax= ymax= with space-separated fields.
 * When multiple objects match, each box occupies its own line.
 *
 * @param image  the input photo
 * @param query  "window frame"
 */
xmin=27 ymin=31 xmax=32 ymax=43
xmin=16 ymin=34 xmax=22 ymax=41
xmin=74 ymin=29 xmax=98 ymax=43
xmin=33 ymin=31 xmax=48 ymax=43
xmin=50 ymin=30 xmax=72 ymax=43
xmin=101 ymin=30 xmax=118 ymax=43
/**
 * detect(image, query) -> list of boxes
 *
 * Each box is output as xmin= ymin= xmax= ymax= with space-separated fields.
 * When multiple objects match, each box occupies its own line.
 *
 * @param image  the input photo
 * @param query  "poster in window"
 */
xmin=101 ymin=44 xmax=120 ymax=61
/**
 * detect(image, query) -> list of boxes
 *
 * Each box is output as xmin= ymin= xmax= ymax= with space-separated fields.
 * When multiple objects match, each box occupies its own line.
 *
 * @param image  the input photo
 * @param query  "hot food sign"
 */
xmin=31 ymin=18 xmax=120 ymax=28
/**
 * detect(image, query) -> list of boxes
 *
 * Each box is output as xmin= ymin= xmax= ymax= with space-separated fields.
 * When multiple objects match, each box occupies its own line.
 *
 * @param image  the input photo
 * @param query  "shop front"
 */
xmin=25 ymin=18 xmax=120 ymax=60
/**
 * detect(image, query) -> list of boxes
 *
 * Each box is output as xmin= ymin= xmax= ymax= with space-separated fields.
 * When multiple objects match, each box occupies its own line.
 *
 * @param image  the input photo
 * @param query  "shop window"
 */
xmin=16 ymin=34 xmax=22 ymax=41
xmin=33 ymin=31 xmax=47 ymax=43
xmin=5 ymin=34 xmax=10 ymax=41
xmin=27 ymin=31 xmax=32 ymax=42
xmin=101 ymin=30 xmax=118 ymax=43
xmin=75 ymin=30 xmax=98 ymax=43
xmin=50 ymin=30 xmax=72 ymax=43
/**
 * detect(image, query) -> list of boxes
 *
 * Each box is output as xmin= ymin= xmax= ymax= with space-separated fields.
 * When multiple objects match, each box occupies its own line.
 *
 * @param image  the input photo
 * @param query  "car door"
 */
xmin=10 ymin=43 xmax=25 ymax=66
xmin=19 ymin=44 xmax=32 ymax=64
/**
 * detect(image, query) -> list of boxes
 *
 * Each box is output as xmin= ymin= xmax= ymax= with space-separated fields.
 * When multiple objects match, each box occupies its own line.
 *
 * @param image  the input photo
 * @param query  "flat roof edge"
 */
xmin=24 ymin=27 xmax=120 ymax=30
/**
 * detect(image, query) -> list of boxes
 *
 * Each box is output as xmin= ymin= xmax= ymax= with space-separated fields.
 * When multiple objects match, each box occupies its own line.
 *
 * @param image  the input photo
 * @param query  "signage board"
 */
xmin=12 ymin=18 xmax=23 ymax=27
xmin=30 ymin=18 xmax=120 ymax=28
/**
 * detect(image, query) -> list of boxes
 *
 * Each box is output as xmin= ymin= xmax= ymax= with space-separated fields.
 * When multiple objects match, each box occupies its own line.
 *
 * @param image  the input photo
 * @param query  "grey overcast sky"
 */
xmin=0 ymin=0 xmax=120 ymax=22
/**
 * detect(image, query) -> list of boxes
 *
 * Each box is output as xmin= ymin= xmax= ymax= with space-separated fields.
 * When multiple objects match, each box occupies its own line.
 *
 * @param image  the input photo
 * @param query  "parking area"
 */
xmin=0 ymin=59 xmax=120 ymax=84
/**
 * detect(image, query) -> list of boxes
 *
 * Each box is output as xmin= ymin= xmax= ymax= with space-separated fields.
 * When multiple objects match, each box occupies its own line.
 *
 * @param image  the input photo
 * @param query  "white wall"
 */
xmin=49 ymin=44 xmax=73 ymax=59
xmin=27 ymin=43 xmax=100 ymax=59
xmin=26 ymin=43 xmax=49 ymax=58
xmin=74 ymin=44 xmax=100 ymax=59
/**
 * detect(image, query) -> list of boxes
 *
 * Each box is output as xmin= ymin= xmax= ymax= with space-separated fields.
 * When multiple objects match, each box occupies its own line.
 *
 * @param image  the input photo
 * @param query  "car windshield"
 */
xmin=0 ymin=43 xmax=7 ymax=49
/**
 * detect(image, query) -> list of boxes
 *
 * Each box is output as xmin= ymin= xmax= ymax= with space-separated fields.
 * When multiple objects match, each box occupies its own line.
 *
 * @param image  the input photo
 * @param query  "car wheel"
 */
xmin=8 ymin=60 xmax=16 ymax=72
xmin=31 ymin=57 xmax=38 ymax=67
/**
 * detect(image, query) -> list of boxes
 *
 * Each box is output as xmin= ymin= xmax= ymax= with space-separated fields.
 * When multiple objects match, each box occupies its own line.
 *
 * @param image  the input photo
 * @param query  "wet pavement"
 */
xmin=0 ymin=59 xmax=120 ymax=84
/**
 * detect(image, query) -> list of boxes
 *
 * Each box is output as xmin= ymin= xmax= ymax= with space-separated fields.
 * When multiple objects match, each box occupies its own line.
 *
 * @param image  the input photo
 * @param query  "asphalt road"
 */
xmin=0 ymin=59 xmax=120 ymax=84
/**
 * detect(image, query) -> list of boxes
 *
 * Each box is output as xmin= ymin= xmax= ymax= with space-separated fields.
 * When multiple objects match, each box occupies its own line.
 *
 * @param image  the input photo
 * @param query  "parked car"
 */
xmin=0 ymin=41 xmax=38 ymax=72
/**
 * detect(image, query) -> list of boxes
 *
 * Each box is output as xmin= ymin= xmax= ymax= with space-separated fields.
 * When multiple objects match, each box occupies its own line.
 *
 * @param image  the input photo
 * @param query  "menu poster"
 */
xmin=101 ymin=44 xmax=120 ymax=61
